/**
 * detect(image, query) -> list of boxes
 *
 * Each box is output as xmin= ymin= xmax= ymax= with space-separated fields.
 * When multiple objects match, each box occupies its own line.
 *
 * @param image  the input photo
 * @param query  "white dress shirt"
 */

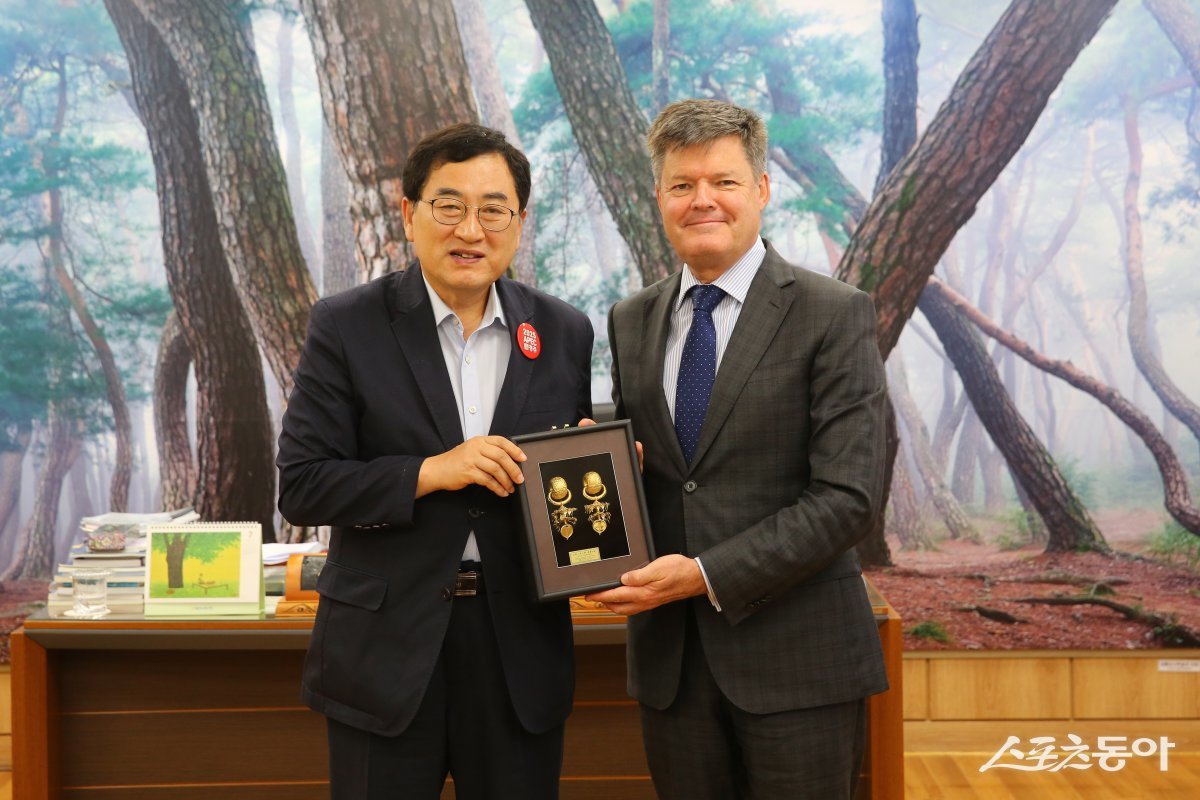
xmin=424 ymin=276 xmax=511 ymax=563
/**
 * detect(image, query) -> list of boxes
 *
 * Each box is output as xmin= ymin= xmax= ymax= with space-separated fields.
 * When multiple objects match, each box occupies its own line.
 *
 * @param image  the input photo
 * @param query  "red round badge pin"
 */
xmin=517 ymin=322 xmax=541 ymax=359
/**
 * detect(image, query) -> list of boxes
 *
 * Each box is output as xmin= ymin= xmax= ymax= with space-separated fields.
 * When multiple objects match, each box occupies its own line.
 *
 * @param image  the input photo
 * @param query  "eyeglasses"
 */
xmin=418 ymin=198 xmax=519 ymax=232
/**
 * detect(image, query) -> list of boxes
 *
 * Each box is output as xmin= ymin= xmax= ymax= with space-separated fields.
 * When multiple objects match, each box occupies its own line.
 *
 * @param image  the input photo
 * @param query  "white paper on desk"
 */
xmin=262 ymin=541 xmax=326 ymax=565
xmin=81 ymin=509 xmax=199 ymax=528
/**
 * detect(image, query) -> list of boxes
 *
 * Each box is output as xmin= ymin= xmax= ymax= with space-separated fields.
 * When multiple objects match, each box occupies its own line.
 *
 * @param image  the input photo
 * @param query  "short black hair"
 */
xmin=402 ymin=123 xmax=531 ymax=211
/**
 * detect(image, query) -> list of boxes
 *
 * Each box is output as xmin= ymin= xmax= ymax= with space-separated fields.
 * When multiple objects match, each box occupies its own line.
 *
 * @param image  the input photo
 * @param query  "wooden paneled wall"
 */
xmin=902 ymin=650 xmax=1200 ymax=721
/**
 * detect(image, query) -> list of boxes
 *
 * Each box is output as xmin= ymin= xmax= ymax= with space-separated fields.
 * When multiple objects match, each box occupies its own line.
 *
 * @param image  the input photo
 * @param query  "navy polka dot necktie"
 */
xmin=674 ymin=284 xmax=725 ymax=464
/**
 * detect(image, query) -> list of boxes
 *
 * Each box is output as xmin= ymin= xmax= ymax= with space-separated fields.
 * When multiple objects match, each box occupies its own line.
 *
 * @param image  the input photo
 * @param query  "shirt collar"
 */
xmin=675 ymin=237 xmax=766 ymax=311
xmin=422 ymin=275 xmax=507 ymax=332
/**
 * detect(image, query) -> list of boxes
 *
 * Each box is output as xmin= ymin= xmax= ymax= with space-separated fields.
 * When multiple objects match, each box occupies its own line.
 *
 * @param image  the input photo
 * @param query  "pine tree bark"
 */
xmin=300 ymin=0 xmax=478 ymax=281
xmin=0 ymin=416 xmax=32 ymax=539
xmin=131 ymin=0 xmax=317 ymax=394
xmin=836 ymin=0 xmax=1119 ymax=357
xmin=919 ymin=286 xmax=1107 ymax=552
xmin=889 ymin=357 xmax=981 ymax=542
xmin=320 ymin=121 xmax=356 ymax=296
xmin=153 ymin=311 xmax=195 ymax=511
xmin=877 ymin=0 xmax=919 ymax=195
xmin=524 ymin=0 xmax=675 ymax=287
xmin=888 ymin=440 xmax=930 ymax=550
xmin=451 ymin=0 xmax=537 ymax=285
xmin=110 ymin=0 xmax=277 ymax=534
xmin=5 ymin=409 xmax=82 ymax=580
xmin=1145 ymin=0 xmax=1200 ymax=86
xmin=651 ymin=0 xmax=671 ymax=115
xmin=928 ymin=277 xmax=1200 ymax=535
xmin=1121 ymin=97 xmax=1200 ymax=448
xmin=951 ymin=408 xmax=981 ymax=504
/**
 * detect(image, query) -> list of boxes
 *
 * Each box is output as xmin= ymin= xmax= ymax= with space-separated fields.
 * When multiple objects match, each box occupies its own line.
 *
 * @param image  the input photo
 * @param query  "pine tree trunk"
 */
xmin=1145 ymin=0 xmax=1200 ymax=86
xmin=877 ymin=0 xmax=919 ymax=195
xmin=320 ymin=121 xmax=356 ymax=296
xmin=130 ymin=0 xmax=317 ymax=394
xmin=890 ymin=357 xmax=980 ymax=542
xmin=300 ymin=0 xmax=478 ymax=281
xmin=0 ymin=417 xmax=32 ymax=539
xmin=524 ymin=0 xmax=675 ymax=287
xmin=651 ymin=0 xmax=671 ymax=115
xmin=931 ymin=364 xmax=968 ymax=469
xmin=276 ymin=14 xmax=322 ymax=287
xmin=763 ymin=82 xmax=865 ymax=243
xmin=951 ymin=423 xmax=979 ymax=505
xmin=110 ymin=0 xmax=278 ymax=535
xmin=928 ymin=277 xmax=1200 ymax=535
xmin=887 ymin=443 xmax=926 ymax=550
xmin=451 ymin=0 xmax=537 ymax=285
xmin=7 ymin=407 xmax=82 ymax=580
xmin=153 ymin=311 xmax=196 ymax=511
xmin=1121 ymin=98 xmax=1200 ymax=449
xmin=836 ymin=0 xmax=1119 ymax=357
xmin=852 ymin=0 xmax=924 ymax=568
xmin=919 ymin=287 xmax=1106 ymax=552
xmin=39 ymin=63 xmax=134 ymax=513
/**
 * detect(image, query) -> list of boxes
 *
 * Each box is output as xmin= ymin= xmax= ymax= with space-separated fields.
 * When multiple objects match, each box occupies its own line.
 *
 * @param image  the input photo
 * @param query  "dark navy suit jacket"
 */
xmin=278 ymin=265 xmax=593 ymax=736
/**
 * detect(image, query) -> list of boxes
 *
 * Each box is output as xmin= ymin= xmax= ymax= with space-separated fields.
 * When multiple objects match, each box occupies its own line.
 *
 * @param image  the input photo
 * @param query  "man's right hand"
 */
xmin=416 ymin=436 xmax=527 ymax=498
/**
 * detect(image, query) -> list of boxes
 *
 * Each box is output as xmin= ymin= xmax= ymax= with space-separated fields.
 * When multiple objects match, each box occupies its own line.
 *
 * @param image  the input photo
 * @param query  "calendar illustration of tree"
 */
xmin=150 ymin=530 xmax=241 ymax=598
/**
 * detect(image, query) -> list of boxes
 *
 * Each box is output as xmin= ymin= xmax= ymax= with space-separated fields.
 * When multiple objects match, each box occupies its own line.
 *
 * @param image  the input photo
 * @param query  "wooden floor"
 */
xmin=1 ymin=712 xmax=1196 ymax=798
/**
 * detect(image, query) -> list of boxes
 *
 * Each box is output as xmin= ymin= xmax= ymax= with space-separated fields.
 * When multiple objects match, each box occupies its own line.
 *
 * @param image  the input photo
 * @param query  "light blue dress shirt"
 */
xmin=424 ymin=276 xmax=511 ymax=563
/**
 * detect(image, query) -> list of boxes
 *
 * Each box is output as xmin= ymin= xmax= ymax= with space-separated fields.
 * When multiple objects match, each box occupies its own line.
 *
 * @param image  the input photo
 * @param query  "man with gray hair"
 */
xmin=588 ymin=98 xmax=889 ymax=798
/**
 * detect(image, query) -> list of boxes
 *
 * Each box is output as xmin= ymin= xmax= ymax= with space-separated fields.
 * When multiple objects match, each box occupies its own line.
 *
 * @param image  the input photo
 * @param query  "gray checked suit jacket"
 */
xmin=608 ymin=240 xmax=889 ymax=714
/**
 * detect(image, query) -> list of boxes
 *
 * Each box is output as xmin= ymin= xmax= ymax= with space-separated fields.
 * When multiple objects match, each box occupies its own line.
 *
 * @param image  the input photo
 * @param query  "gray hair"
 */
xmin=647 ymin=99 xmax=768 ymax=183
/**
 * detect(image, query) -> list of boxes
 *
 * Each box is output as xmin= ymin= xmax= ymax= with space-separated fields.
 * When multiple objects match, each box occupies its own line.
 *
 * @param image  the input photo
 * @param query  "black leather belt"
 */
xmin=455 ymin=561 xmax=484 ymax=596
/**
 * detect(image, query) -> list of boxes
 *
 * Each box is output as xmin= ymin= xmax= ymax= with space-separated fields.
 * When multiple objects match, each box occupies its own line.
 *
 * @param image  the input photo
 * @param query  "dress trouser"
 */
xmin=640 ymin=608 xmax=866 ymax=800
xmin=326 ymin=588 xmax=564 ymax=800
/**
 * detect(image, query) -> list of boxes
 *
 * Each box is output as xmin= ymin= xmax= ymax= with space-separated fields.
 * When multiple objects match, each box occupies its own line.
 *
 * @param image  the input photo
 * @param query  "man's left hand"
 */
xmin=585 ymin=554 xmax=706 ymax=615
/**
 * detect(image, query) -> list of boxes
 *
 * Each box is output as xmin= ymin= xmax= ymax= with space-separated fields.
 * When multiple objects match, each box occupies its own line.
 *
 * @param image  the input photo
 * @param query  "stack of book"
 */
xmin=48 ymin=508 xmax=199 ymax=616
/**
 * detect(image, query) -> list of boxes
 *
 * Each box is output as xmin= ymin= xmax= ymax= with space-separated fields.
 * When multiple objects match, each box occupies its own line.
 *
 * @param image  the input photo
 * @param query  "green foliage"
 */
xmin=993 ymin=506 xmax=1032 ymax=552
xmin=0 ymin=0 xmax=166 ymax=433
xmin=0 ymin=267 xmax=88 ymax=422
xmin=1055 ymin=456 xmax=1097 ymax=508
xmin=1146 ymin=521 xmax=1200 ymax=570
xmin=907 ymin=620 xmax=952 ymax=644
xmin=514 ymin=0 xmax=880 ymax=290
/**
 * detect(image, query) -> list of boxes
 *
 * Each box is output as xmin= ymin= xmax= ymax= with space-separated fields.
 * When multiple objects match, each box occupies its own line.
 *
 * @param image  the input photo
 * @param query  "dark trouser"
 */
xmin=326 ymin=591 xmax=564 ymax=800
xmin=640 ymin=611 xmax=866 ymax=800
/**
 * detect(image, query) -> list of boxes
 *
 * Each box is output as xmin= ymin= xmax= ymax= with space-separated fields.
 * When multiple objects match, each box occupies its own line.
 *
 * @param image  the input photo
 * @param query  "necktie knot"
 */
xmin=689 ymin=284 xmax=725 ymax=316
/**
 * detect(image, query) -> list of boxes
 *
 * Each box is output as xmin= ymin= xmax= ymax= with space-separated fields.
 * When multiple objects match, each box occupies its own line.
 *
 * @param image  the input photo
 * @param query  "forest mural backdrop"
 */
xmin=1 ymin=0 xmax=1197 ymax=650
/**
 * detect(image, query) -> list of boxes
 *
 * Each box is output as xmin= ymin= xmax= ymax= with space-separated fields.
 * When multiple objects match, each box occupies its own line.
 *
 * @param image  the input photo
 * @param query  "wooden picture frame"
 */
xmin=512 ymin=420 xmax=654 ymax=602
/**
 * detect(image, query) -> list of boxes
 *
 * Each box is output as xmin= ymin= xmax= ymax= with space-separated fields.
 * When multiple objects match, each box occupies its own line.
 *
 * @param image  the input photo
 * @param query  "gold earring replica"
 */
xmin=582 ymin=471 xmax=612 ymax=533
xmin=547 ymin=476 xmax=577 ymax=539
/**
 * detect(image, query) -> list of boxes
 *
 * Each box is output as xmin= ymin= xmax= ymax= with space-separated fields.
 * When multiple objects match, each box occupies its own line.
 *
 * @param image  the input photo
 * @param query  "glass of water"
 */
xmin=64 ymin=568 xmax=111 ymax=618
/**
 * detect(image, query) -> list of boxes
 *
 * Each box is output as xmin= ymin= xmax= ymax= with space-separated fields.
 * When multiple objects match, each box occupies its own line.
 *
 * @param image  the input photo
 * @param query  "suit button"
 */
xmin=683 ymin=480 xmax=698 ymax=493
xmin=468 ymin=507 xmax=482 ymax=518
xmin=441 ymin=587 xmax=453 ymax=601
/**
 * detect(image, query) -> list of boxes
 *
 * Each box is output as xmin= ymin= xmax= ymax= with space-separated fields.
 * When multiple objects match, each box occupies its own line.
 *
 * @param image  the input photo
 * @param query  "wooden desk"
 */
xmin=13 ymin=590 xmax=901 ymax=799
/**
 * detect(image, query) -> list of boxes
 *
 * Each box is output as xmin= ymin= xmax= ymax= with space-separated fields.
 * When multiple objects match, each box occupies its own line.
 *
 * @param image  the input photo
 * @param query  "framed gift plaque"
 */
xmin=512 ymin=420 xmax=654 ymax=602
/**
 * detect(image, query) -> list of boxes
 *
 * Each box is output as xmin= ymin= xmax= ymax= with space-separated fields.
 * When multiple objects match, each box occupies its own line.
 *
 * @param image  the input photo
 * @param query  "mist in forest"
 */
xmin=1 ymin=0 xmax=1197 ymax=576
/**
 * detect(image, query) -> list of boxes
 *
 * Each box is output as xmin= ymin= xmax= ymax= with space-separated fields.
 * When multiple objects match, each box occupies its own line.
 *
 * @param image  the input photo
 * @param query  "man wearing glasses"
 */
xmin=278 ymin=123 xmax=593 ymax=799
